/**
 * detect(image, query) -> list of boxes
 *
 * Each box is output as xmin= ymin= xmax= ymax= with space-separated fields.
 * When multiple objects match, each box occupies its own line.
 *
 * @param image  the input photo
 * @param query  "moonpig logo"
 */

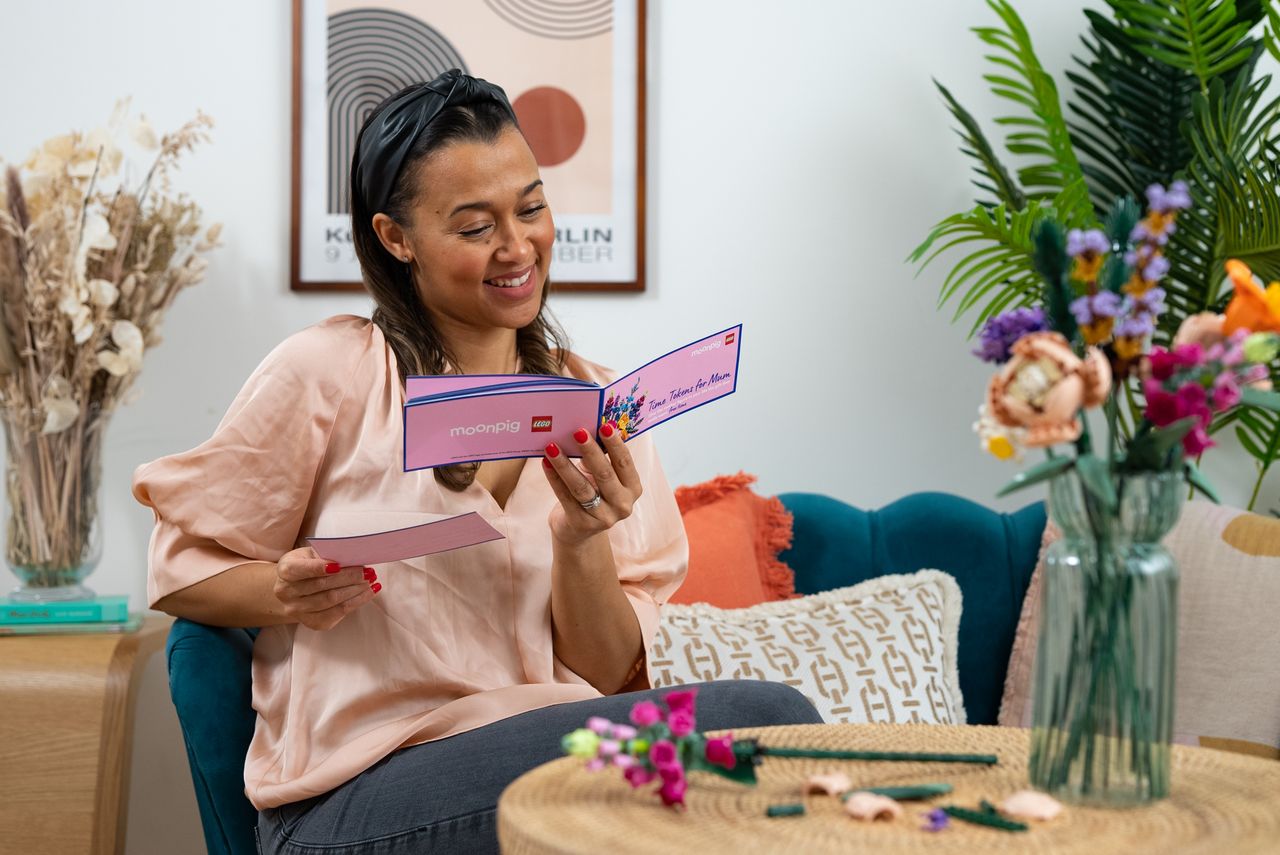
xmin=449 ymin=420 xmax=521 ymax=437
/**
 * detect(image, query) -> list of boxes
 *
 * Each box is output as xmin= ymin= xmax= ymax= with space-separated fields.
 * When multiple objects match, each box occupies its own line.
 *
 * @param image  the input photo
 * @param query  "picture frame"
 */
xmin=290 ymin=0 xmax=646 ymax=292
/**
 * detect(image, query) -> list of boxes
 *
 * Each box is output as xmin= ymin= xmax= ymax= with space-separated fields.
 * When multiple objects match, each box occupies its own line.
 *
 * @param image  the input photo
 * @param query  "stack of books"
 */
xmin=0 ymin=595 xmax=141 ymax=636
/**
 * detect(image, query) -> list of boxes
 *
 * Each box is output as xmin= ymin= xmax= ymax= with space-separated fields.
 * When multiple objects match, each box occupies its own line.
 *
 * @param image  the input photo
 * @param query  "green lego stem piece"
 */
xmin=765 ymin=803 xmax=806 ymax=818
xmin=760 ymin=747 xmax=998 ymax=765
xmin=941 ymin=805 xmax=1029 ymax=832
xmin=843 ymin=783 xmax=954 ymax=801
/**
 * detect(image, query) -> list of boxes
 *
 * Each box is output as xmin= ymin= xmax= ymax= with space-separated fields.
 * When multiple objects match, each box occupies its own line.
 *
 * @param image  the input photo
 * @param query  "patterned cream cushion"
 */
xmin=649 ymin=570 xmax=966 ymax=724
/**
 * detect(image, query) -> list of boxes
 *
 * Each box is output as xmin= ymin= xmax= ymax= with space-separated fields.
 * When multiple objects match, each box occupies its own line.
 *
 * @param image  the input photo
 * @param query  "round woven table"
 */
xmin=497 ymin=724 xmax=1280 ymax=854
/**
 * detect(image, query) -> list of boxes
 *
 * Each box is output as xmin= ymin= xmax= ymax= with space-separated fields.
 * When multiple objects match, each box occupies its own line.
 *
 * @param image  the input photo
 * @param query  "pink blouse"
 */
xmin=133 ymin=315 xmax=688 ymax=809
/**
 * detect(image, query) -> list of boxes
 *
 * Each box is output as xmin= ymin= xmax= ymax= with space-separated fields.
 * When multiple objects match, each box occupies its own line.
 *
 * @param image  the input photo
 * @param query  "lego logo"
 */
xmin=531 ymin=417 xmax=553 ymax=432
xmin=725 ymin=332 xmax=735 ymax=345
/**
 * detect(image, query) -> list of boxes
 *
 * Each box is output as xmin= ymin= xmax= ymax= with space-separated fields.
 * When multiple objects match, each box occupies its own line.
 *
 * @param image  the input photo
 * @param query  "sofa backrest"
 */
xmin=777 ymin=491 xmax=1046 ymax=725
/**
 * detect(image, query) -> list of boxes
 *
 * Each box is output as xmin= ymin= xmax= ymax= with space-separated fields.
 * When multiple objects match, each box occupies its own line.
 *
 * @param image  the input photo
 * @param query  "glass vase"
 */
xmin=2 ymin=406 xmax=105 ymax=602
xmin=1028 ymin=469 xmax=1181 ymax=806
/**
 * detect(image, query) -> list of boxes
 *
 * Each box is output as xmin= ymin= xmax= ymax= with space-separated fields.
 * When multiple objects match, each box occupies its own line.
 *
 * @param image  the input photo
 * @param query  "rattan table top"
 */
xmin=497 ymin=723 xmax=1280 ymax=854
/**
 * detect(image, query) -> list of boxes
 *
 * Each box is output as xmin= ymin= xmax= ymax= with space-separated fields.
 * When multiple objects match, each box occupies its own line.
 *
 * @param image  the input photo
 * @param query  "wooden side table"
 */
xmin=499 ymin=723 xmax=1280 ymax=854
xmin=0 ymin=615 xmax=172 ymax=855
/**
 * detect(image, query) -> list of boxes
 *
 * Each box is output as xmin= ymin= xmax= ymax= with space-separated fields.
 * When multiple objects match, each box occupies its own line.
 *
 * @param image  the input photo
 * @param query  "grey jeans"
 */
xmin=256 ymin=680 xmax=822 ymax=854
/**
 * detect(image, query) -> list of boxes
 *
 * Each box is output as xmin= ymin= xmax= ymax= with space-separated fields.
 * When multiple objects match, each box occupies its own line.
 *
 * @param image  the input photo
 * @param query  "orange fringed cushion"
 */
xmin=669 ymin=473 xmax=798 ymax=608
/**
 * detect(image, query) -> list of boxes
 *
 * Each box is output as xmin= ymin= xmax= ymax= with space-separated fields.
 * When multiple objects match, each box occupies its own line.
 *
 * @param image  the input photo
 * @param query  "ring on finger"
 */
xmin=578 ymin=492 xmax=603 ymax=511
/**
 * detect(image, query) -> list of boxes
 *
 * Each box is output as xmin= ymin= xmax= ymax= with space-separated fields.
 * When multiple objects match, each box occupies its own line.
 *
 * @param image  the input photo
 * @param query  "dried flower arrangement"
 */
xmin=0 ymin=102 xmax=218 ymax=594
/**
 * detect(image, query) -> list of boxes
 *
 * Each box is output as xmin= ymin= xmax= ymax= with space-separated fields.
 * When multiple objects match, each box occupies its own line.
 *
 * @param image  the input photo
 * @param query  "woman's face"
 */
xmin=399 ymin=127 xmax=554 ymax=336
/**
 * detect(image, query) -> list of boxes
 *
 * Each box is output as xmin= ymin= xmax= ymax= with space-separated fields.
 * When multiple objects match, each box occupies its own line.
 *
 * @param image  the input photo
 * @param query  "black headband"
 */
xmin=352 ymin=68 xmax=517 ymax=215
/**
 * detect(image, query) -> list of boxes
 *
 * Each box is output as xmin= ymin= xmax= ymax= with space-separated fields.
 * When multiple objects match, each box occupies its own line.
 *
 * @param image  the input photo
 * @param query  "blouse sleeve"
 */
xmin=606 ymin=432 xmax=689 ymax=688
xmin=132 ymin=319 xmax=369 ymax=607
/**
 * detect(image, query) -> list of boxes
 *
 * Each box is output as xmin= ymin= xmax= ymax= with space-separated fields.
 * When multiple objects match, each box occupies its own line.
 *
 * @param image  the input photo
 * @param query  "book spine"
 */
xmin=0 ymin=599 xmax=128 ymax=624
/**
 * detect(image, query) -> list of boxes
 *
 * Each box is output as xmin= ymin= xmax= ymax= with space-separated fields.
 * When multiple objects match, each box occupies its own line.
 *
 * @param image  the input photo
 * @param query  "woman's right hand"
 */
xmin=273 ymin=547 xmax=381 ymax=630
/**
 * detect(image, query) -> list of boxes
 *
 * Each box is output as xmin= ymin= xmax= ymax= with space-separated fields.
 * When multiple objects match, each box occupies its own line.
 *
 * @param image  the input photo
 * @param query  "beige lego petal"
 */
xmin=803 ymin=773 xmax=851 ymax=797
xmin=1000 ymin=790 xmax=1063 ymax=821
xmin=844 ymin=792 xmax=902 ymax=821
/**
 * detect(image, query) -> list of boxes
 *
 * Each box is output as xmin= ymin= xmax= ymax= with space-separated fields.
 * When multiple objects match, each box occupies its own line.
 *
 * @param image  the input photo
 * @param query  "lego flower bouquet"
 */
xmin=969 ymin=184 xmax=1280 ymax=805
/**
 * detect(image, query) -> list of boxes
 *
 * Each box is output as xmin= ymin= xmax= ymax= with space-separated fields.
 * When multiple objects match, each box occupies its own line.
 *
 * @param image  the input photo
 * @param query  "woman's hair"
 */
xmin=351 ymin=79 xmax=569 ymax=491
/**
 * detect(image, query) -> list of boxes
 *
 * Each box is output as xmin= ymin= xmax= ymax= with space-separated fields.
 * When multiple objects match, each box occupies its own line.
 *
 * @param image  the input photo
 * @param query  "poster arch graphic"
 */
xmin=327 ymin=8 xmax=468 ymax=214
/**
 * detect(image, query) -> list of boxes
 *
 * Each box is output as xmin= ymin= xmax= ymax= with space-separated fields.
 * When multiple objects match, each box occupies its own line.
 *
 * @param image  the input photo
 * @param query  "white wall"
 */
xmin=2 ymin=1 xmax=1276 ymax=851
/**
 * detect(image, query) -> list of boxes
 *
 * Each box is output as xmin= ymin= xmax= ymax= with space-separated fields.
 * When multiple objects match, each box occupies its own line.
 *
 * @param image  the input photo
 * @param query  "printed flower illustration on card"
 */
xmin=602 ymin=378 xmax=646 ymax=439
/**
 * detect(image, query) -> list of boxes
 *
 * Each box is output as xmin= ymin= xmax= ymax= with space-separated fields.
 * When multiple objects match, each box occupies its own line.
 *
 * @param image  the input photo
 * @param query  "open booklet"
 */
xmin=305 ymin=324 xmax=740 ymax=567
xmin=402 ymin=324 xmax=742 ymax=471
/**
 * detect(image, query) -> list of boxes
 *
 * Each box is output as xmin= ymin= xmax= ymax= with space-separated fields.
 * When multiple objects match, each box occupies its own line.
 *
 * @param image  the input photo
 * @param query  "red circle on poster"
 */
xmin=512 ymin=87 xmax=586 ymax=167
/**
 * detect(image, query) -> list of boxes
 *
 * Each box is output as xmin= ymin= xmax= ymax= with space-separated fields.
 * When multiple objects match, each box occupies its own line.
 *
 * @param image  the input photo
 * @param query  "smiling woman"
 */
xmin=371 ymin=134 xmax=554 ymax=343
xmin=132 ymin=69 xmax=822 ymax=854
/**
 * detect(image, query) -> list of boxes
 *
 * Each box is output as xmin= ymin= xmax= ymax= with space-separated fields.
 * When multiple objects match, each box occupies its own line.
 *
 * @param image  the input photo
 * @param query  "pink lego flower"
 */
xmin=623 ymin=765 xmax=656 ymax=788
xmin=668 ymin=709 xmax=695 ymax=737
xmin=629 ymin=700 xmax=661 ymax=727
xmin=704 ymin=735 xmax=737 ymax=770
xmin=658 ymin=773 xmax=687 ymax=808
xmin=649 ymin=740 xmax=677 ymax=767
xmin=664 ymin=689 xmax=698 ymax=715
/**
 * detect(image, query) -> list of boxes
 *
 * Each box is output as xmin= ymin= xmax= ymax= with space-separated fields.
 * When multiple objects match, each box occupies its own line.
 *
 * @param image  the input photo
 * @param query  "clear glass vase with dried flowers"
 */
xmin=0 ymin=103 xmax=219 ymax=601
xmin=971 ymin=184 xmax=1280 ymax=805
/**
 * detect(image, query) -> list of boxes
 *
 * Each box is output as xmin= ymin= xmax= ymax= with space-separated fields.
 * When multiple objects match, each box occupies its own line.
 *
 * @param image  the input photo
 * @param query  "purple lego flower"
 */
xmin=1132 ymin=287 xmax=1166 ymax=316
xmin=973 ymin=307 xmax=1047 ymax=364
xmin=1142 ymin=255 xmax=1171 ymax=282
xmin=1131 ymin=219 xmax=1173 ymax=246
xmin=1069 ymin=291 xmax=1124 ymax=326
xmin=1147 ymin=180 xmax=1192 ymax=213
xmin=923 ymin=808 xmax=950 ymax=832
xmin=1116 ymin=314 xmax=1155 ymax=339
xmin=1066 ymin=228 xmax=1110 ymax=257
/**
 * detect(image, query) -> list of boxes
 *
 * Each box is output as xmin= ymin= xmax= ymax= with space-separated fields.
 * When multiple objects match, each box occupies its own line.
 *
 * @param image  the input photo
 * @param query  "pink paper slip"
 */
xmin=306 ymin=512 xmax=504 ymax=566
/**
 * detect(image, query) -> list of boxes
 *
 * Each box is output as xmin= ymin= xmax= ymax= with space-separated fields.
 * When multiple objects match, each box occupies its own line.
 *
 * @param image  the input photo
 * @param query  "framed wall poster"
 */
xmin=290 ymin=0 xmax=646 ymax=292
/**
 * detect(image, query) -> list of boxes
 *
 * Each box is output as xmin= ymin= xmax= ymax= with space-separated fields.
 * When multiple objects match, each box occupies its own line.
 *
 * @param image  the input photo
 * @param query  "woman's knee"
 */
xmin=696 ymin=679 xmax=823 ymax=727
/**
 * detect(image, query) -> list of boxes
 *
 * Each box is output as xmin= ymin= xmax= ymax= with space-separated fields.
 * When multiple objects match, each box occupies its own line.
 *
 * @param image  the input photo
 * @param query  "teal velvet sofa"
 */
xmin=166 ymin=490 xmax=1046 ymax=855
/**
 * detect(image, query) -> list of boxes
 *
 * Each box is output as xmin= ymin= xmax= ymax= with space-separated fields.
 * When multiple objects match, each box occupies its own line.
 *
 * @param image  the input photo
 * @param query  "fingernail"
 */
xmin=573 ymin=428 xmax=590 ymax=444
xmin=599 ymin=422 xmax=614 ymax=438
xmin=545 ymin=442 xmax=560 ymax=458
xmin=363 ymin=568 xmax=376 ymax=582
xmin=608 ymin=420 xmax=619 ymax=431
xmin=371 ymin=582 xmax=382 ymax=594
xmin=325 ymin=563 xmax=341 ymax=574
xmin=542 ymin=457 xmax=554 ymax=470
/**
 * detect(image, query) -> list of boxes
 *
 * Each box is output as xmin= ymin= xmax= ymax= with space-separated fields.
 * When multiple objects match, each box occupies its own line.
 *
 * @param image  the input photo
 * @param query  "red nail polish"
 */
xmin=542 ymin=457 xmax=554 ymax=470
xmin=371 ymin=582 xmax=382 ymax=594
xmin=599 ymin=422 xmax=614 ymax=438
xmin=608 ymin=420 xmax=619 ymax=431
xmin=363 ymin=568 xmax=376 ymax=582
xmin=573 ymin=428 xmax=590 ymax=444
xmin=545 ymin=442 xmax=560 ymax=458
xmin=325 ymin=563 xmax=341 ymax=574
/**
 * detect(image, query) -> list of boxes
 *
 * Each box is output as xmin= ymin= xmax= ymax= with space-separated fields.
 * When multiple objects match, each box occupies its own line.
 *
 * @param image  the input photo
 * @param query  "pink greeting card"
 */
xmin=403 ymin=324 xmax=742 ymax=471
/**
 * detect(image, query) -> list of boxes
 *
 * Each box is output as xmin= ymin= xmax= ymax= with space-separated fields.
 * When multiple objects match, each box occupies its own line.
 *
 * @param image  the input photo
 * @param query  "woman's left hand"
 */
xmin=542 ymin=421 xmax=642 ymax=545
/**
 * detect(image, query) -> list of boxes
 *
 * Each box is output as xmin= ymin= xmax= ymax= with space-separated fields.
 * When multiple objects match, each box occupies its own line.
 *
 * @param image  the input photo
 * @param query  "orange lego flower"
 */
xmin=1223 ymin=260 xmax=1280 ymax=335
